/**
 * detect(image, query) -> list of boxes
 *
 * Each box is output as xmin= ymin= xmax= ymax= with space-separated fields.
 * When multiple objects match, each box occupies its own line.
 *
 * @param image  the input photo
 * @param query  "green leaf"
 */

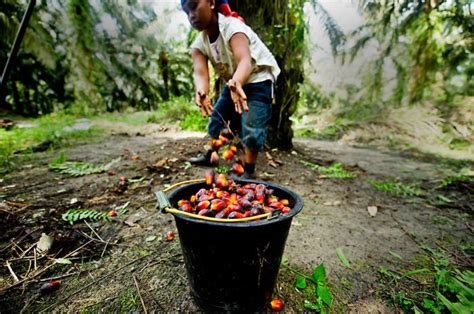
xmin=404 ymin=268 xmax=430 ymax=277
xmin=295 ymin=276 xmax=307 ymax=289
xmin=389 ymin=250 xmax=403 ymax=260
xmin=312 ymin=263 xmax=327 ymax=284
xmin=55 ymin=258 xmax=72 ymax=264
xmin=145 ymin=235 xmax=157 ymax=242
xmin=336 ymin=247 xmax=351 ymax=268
xmin=303 ymin=300 xmax=320 ymax=310
xmin=317 ymin=284 xmax=332 ymax=306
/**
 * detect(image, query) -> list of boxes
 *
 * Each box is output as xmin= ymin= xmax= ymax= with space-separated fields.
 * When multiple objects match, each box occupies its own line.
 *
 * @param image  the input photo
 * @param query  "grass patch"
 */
xmin=150 ymin=96 xmax=207 ymax=131
xmin=368 ymin=179 xmax=423 ymax=197
xmin=378 ymin=245 xmax=474 ymax=313
xmin=0 ymin=113 xmax=98 ymax=173
xmin=301 ymin=160 xmax=356 ymax=179
xmin=440 ymin=171 xmax=473 ymax=188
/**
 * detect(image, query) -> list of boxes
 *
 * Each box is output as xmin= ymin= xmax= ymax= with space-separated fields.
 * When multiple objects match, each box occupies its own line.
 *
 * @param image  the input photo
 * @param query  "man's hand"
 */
xmin=195 ymin=90 xmax=213 ymax=117
xmin=228 ymin=79 xmax=248 ymax=114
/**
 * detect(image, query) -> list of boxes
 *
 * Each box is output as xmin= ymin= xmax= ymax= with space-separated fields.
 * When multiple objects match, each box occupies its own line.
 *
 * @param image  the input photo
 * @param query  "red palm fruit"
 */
xmin=177 ymin=199 xmax=190 ymax=207
xmin=266 ymin=196 xmax=277 ymax=205
xmin=196 ymin=188 xmax=207 ymax=196
xmin=243 ymin=191 xmax=255 ymax=201
xmin=270 ymin=298 xmax=284 ymax=311
xmin=165 ymin=231 xmax=175 ymax=241
xmin=211 ymin=199 xmax=226 ymax=211
xmin=230 ymin=193 xmax=238 ymax=204
xmin=228 ymin=211 xmax=245 ymax=219
xmin=196 ymin=200 xmax=210 ymax=210
xmin=255 ymin=184 xmax=265 ymax=192
xmin=227 ymin=204 xmax=242 ymax=212
xmin=198 ymin=209 xmax=212 ymax=216
xmin=250 ymin=207 xmax=261 ymax=216
xmin=190 ymin=195 xmax=196 ymax=203
xmin=210 ymin=151 xmax=220 ymax=166
xmin=222 ymin=149 xmax=234 ymax=160
xmin=236 ymin=187 xmax=246 ymax=195
xmin=232 ymin=163 xmax=244 ymax=175
xmin=107 ymin=210 xmax=118 ymax=217
xmin=263 ymin=206 xmax=274 ymax=213
xmin=265 ymin=188 xmax=274 ymax=195
xmin=281 ymin=207 xmax=291 ymax=214
xmin=270 ymin=201 xmax=284 ymax=210
xmin=230 ymin=145 xmax=238 ymax=153
xmin=215 ymin=210 xmax=227 ymax=219
xmin=281 ymin=199 xmax=289 ymax=206
xmin=219 ymin=134 xmax=229 ymax=144
xmin=205 ymin=169 xmax=215 ymax=185
xmin=39 ymin=280 xmax=61 ymax=294
xmin=243 ymin=210 xmax=252 ymax=217
xmin=216 ymin=190 xmax=229 ymax=199
xmin=238 ymin=198 xmax=252 ymax=209
xmin=179 ymin=203 xmax=193 ymax=212
xmin=215 ymin=174 xmax=229 ymax=188
xmin=256 ymin=192 xmax=265 ymax=203
xmin=211 ymin=139 xmax=223 ymax=149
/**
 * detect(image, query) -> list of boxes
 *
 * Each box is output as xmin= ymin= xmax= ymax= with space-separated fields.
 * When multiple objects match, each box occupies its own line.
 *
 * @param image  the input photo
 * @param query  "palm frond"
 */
xmin=309 ymin=0 xmax=346 ymax=55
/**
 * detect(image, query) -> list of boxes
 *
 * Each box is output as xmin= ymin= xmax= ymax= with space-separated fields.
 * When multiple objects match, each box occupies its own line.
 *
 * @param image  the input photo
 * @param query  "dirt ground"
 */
xmin=0 ymin=125 xmax=473 ymax=313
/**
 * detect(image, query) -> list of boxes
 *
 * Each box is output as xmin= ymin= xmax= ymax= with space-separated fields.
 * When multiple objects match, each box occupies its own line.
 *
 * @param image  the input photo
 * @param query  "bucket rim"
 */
xmin=166 ymin=179 xmax=304 ymax=227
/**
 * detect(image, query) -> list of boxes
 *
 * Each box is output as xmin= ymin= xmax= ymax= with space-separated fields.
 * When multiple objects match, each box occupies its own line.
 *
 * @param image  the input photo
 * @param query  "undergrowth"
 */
xmin=379 ymin=245 xmax=474 ymax=313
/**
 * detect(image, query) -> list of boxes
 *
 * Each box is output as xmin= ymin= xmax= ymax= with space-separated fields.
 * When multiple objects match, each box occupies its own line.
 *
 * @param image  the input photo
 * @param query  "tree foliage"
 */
xmin=1 ymin=0 xmax=193 ymax=115
xmin=350 ymin=0 xmax=473 ymax=104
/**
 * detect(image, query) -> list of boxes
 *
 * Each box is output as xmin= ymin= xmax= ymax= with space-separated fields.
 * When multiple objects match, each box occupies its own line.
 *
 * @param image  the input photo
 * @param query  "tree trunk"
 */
xmin=228 ymin=0 xmax=305 ymax=150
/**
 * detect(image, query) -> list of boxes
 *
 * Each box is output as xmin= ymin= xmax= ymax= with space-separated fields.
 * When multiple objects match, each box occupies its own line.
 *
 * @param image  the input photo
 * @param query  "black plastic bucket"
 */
xmin=166 ymin=179 xmax=303 ymax=312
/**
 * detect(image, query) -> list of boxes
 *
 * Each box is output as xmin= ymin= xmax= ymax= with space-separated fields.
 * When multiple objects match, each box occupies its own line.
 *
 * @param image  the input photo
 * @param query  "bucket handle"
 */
xmin=155 ymin=179 xmax=272 ymax=223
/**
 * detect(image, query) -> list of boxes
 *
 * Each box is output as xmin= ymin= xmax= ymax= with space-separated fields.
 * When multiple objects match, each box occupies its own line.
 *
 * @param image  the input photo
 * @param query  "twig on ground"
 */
xmin=389 ymin=211 xmax=423 ymax=247
xmin=133 ymin=275 xmax=148 ymax=314
xmin=37 ymin=271 xmax=80 ymax=282
xmin=84 ymin=220 xmax=104 ymax=242
xmin=100 ymin=239 xmax=110 ymax=258
xmin=0 ymin=227 xmax=40 ymax=253
xmin=465 ymin=222 xmax=474 ymax=234
xmin=0 ymin=240 xmax=93 ymax=295
xmin=6 ymin=261 xmax=20 ymax=282
xmin=33 ymin=248 xmax=37 ymax=270
xmin=39 ymin=254 xmax=151 ymax=313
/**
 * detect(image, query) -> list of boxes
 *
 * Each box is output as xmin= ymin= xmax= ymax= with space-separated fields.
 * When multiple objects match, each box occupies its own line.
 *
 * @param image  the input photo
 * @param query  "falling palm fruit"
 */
xmin=219 ymin=134 xmax=229 ymax=144
xmin=222 ymin=149 xmax=234 ymax=160
xmin=210 ymin=151 xmax=220 ymax=166
xmin=205 ymin=169 xmax=215 ymax=185
xmin=232 ymin=163 xmax=244 ymax=175
xmin=211 ymin=139 xmax=223 ymax=149
xmin=215 ymin=173 xmax=229 ymax=188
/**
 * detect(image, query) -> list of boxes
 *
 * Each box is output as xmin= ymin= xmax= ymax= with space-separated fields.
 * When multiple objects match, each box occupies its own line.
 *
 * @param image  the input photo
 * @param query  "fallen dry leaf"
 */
xmin=37 ymin=233 xmax=54 ymax=253
xmin=368 ymin=206 xmax=378 ymax=217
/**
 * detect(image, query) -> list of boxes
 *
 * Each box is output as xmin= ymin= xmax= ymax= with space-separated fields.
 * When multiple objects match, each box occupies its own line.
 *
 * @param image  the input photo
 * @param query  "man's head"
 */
xmin=181 ymin=0 xmax=217 ymax=31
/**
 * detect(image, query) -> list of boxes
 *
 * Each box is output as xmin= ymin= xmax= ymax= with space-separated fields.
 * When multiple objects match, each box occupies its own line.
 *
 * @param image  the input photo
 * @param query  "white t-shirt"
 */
xmin=191 ymin=13 xmax=280 ymax=84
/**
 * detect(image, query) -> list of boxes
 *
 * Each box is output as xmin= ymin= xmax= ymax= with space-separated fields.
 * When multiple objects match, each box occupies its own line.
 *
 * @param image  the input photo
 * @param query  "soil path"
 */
xmin=0 ymin=129 xmax=472 ymax=312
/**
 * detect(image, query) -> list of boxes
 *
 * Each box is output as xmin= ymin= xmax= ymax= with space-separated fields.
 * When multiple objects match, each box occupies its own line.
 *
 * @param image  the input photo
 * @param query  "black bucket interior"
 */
xmin=167 ymin=179 xmax=303 ymax=312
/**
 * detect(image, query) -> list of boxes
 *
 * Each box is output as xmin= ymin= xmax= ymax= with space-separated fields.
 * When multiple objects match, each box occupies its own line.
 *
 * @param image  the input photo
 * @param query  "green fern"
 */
xmin=62 ymin=207 xmax=128 ymax=225
xmin=49 ymin=152 xmax=120 ymax=177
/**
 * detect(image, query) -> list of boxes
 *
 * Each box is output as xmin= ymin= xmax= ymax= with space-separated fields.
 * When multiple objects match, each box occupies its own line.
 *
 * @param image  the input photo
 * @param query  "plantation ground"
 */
xmin=0 ymin=122 xmax=472 ymax=312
